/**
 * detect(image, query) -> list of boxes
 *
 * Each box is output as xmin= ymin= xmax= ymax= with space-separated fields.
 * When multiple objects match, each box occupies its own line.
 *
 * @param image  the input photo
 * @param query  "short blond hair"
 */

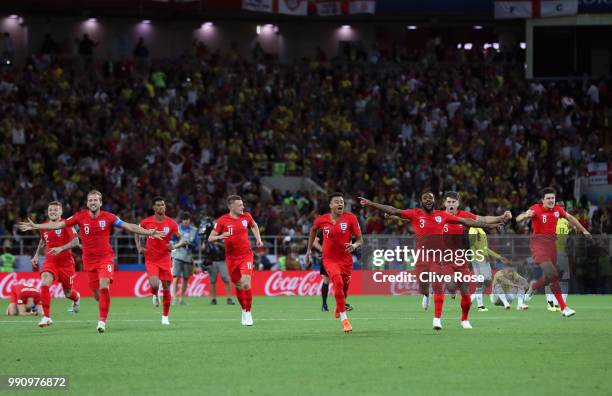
xmin=87 ymin=190 xmax=103 ymax=200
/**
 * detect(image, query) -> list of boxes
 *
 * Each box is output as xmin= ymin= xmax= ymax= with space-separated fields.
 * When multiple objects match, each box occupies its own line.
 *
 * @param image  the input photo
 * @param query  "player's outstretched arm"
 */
xmin=457 ymin=217 xmax=500 ymax=229
xmin=358 ymin=197 xmax=403 ymax=216
xmin=384 ymin=213 xmax=409 ymax=222
xmin=18 ymin=218 xmax=66 ymax=232
xmin=312 ymin=236 xmax=322 ymax=253
xmin=250 ymin=223 xmax=264 ymax=247
xmin=478 ymin=210 xmax=512 ymax=224
xmin=49 ymin=237 xmax=80 ymax=256
xmin=515 ymin=210 xmax=534 ymax=223
xmin=120 ymin=222 xmax=163 ymax=239
xmin=564 ymin=213 xmax=591 ymax=237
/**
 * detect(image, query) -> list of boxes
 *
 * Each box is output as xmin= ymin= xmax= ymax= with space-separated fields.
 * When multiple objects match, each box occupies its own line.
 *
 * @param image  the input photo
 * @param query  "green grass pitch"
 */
xmin=1 ymin=295 xmax=611 ymax=395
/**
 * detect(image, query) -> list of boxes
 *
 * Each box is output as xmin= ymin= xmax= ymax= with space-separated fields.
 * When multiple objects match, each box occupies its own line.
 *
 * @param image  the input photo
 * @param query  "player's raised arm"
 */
xmin=455 ymin=216 xmax=501 ymax=229
xmin=358 ymin=197 xmax=403 ymax=216
xmin=48 ymin=236 xmax=80 ymax=256
xmin=18 ymin=218 xmax=66 ymax=232
xmin=477 ymin=211 xmax=513 ymax=224
xmin=120 ymin=222 xmax=164 ymax=239
xmin=516 ymin=209 xmax=535 ymax=223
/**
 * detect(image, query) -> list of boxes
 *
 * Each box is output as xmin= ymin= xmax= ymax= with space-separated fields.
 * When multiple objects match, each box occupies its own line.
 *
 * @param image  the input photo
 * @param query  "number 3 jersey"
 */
xmin=65 ymin=210 xmax=123 ymax=267
xmin=213 ymin=212 xmax=255 ymax=259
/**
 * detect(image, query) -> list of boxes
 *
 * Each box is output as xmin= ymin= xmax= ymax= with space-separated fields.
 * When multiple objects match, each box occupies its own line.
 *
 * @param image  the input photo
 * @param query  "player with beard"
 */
xmin=360 ymin=191 xmax=500 ymax=330
xmin=19 ymin=190 xmax=164 ymax=333
xmin=517 ymin=187 xmax=589 ymax=317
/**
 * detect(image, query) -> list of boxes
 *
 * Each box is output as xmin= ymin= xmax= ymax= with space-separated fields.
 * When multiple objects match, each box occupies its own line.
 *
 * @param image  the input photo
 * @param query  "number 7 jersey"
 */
xmin=312 ymin=212 xmax=361 ymax=265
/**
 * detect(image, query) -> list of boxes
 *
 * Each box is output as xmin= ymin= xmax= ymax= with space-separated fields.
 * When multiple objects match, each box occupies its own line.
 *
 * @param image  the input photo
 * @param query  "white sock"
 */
xmin=339 ymin=311 xmax=347 ymax=321
xmin=498 ymin=293 xmax=510 ymax=306
xmin=546 ymin=293 xmax=555 ymax=304
xmin=562 ymin=293 xmax=568 ymax=304
xmin=475 ymin=293 xmax=484 ymax=307
xmin=518 ymin=291 xmax=525 ymax=306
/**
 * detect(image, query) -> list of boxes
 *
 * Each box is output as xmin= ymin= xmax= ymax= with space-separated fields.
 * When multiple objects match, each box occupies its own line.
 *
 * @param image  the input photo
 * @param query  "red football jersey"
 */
xmin=139 ymin=215 xmax=179 ymax=267
xmin=39 ymin=219 xmax=77 ymax=264
xmin=444 ymin=210 xmax=477 ymax=234
xmin=529 ymin=204 xmax=568 ymax=235
xmin=400 ymin=209 xmax=461 ymax=250
xmin=10 ymin=284 xmax=41 ymax=305
xmin=312 ymin=212 xmax=362 ymax=265
xmin=65 ymin=210 xmax=121 ymax=266
xmin=213 ymin=212 xmax=255 ymax=258
xmin=400 ymin=209 xmax=460 ymax=235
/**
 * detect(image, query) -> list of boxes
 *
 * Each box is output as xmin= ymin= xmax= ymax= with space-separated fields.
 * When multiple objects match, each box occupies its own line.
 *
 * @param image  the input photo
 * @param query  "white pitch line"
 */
xmin=0 ymin=316 xmax=520 ymax=325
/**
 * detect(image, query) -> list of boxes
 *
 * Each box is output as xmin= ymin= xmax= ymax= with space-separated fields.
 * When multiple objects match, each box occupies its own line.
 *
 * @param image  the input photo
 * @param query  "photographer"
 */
xmin=199 ymin=217 xmax=235 ymax=305
xmin=171 ymin=212 xmax=199 ymax=305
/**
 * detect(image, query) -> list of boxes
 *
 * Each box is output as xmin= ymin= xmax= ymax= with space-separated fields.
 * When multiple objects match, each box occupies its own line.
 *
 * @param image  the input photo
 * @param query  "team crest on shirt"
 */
xmin=340 ymin=223 xmax=347 ymax=231
xmin=435 ymin=216 xmax=442 ymax=223
xmin=55 ymin=229 xmax=62 ymax=236
xmin=99 ymin=220 xmax=106 ymax=229
xmin=242 ymin=220 xmax=248 ymax=228
xmin=163 ymin=226 xmax=170 ymax=234
xmin=554 ymin=211 xmax=559 ymax=217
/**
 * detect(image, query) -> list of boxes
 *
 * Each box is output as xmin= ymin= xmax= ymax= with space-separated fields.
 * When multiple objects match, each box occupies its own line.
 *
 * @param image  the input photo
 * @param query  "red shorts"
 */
xmin=530 ymin=238 xmax=557 ymax=264
xmin=85 ymin=258 xmax=115 ymax=290
xmin=145 ymin=261 xmax=173 ymax=282
xmin=42 ymin=257 xmax=76 ymax=289
xmin=322 ymin=260 xmax=352 ymax=279
xmin=227 ymin=253 xmax=254 ymax=283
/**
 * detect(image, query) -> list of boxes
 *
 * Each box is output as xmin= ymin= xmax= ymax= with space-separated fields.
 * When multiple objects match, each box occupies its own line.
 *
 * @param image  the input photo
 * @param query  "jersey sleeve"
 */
xmin=108 ymin=212 xmax=123 ymax=227
xmin=444 ymin=212 xmax=461 ymax=224
xmin=529 ymin=204 xmax=539 ymax=215
xmin=64 ymin=212 xmax=80 ymax=227
xmin=312 ymin=216 xmax=322 ymax=231
xmin=213 ymin=218 xmax=224 ymax=233
xmin=399 ymin=209 xmax=415 ymax=221
xmin=245 ymin=212 xmax=256 ymax=227
xmin=558 ymin=206 xmax=568 ymax=218
xmin=460 ymin=211 xmax=477 ymax=220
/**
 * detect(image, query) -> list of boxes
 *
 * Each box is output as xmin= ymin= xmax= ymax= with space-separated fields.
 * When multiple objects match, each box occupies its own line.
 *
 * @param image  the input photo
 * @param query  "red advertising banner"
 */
xmin=0 ymin=271 xmax=426 ymax=298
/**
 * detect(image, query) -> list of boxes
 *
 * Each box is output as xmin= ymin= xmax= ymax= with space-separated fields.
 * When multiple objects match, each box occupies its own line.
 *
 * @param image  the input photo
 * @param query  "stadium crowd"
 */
xmin=1 ymin=33 xmax=611 ymax=252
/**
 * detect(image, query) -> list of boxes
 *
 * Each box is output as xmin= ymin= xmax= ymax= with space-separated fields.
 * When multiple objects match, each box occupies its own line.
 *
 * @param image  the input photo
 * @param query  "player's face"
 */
xmin=181 ymin=218 xmax=191 ymax=226
xmin=329 ymin=197 xmax=344 ymax=215
xmin=542 ymin=193 xmax=556 ymax=209
xmin=87 ymin=194 xmax=102 ymax=212
xmin=47 ymin=204 xmax=62 ymax=221
xmin=503 ymin=268 xmax=514 ymax=277
xmin=421 ymin=193 xmax=435 ymax=213
xmin=444 ymin=197 xmax=459 ymax=214
xmin=153 ymin=201 xmax=166 ymax=216
xmin=229 ymin=200 xmax=244 ymax=215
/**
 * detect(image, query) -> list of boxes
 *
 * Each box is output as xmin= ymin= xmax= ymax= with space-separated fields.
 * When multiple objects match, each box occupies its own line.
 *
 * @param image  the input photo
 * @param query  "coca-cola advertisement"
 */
xmin=0 ymin=271 xmax=344 ymax=297
xmin=0 ymin=271 xmax=424 ymax=297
